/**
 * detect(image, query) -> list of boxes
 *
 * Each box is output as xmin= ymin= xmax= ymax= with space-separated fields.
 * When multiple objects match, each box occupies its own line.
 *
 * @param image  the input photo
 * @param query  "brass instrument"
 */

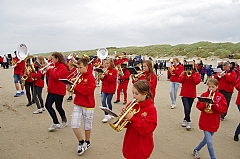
xmin=204 ymin=90 xmax=215 ymax=113
xmin=21 ymin=65 xmax=34 ymax=86
xmin=39 ymin=59 xmax=53 ymax=74
xmin=109 ymin=99 xmax=140 ymax=132
xmin=68 ymin=73 xmax=83 ymax=93
xmin=168 ymin=65 xmax=175 ymax=75
xmin=217 ymin=71 xmax=226 ymax=78
xmin=12 ymin=44 xmax=29 ymax=67
xmin=117 ymin=64 xmax=124 ymax=76
xmin=184 ymin=64 xmax=193 ymax=77
xmin=131 ymin=71 xmax=145 ymax=81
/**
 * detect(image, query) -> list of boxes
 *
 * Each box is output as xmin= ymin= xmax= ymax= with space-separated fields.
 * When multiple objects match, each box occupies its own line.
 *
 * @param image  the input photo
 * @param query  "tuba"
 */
xmin=204 ymin=90 xmax=215 ymax=113
xmin=109 ymin=99 xmax=140 ymax=132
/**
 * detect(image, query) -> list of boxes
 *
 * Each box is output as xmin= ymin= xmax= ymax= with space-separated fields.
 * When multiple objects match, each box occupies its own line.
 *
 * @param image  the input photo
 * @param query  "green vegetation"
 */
xmin=35 ymin=41 xmax=240 ymax=59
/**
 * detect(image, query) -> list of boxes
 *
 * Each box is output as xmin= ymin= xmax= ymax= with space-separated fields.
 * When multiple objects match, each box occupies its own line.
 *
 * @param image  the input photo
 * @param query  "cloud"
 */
xmin=0 ymin=0 xmax=239 ymax=55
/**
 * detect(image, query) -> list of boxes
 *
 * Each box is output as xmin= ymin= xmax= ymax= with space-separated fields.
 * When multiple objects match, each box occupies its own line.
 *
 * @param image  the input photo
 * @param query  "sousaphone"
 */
xmin=97 ymin=48 xmax=108 ymax=60
xmin=16 ymin=44 xmax=29 ymax=61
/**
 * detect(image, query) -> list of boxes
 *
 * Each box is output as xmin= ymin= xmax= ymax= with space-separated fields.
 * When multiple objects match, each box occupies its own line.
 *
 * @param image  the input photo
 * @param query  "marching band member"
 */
xmin=45 ymin=52 xmax=69 ymax=131
xmin=23 ymin=58 xmax=35 ymax=106
xmin=214 ymin=61 xmax=237 ymax=121
xmin=70 ymin=58 xmax=96 ymax=156
xmin=169 ymin=57 xmax=184 ymax=109
xmin=179 ymin=62 xmax=201 ymax=130
xmin=100 ymin=58 xmax=117 ymax=123
xmin=30 ymin=56 xmax=45 ymax=114
xmin=193 ymin=78 xmax=227 ymax=159
xmin=12 ymin=51 xmax=25 ymax=97
xmin=114 ymin=63 xmax=130 ymax=105
xmin=122 ymin=80 xmax=157 ymax=159
xmin=114 ymin=52 xmax=128 ymax=66
xmin=132 ymin=60 xmax=157 ymax=101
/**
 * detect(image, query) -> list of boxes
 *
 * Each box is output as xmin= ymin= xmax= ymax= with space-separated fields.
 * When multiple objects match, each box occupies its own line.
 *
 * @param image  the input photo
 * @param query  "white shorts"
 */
xmin=71 ymin=105 xmax=94 ymax=130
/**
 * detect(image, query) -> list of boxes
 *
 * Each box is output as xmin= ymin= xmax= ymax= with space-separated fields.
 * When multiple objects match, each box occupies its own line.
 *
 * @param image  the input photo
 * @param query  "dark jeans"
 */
xmin=25 ymin=82 xmax=34 ymax=104
xmin=181 ymin=97 xmax=194 ymax=122
xmin=33 ymin=86 xmax=44 ymax=109
xmin=235 ymin=106 xmax=240 ymax=135
xmin=101 ymin=92 xmax=114 ymax=115
xmin=219 ymin=90 xmax=232 ymax=119
xmin=45 ymin=93 xmax=67 ymax=124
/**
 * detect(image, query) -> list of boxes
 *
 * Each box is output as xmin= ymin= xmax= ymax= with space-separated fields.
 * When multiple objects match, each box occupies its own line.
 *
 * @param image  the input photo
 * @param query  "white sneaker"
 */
xmin=171 ymin=104 xmax=176 ymax=109
xmin=61 ymin=122 xmax=68 ymax=128
xmin=192 ymin=149 xmax=200 ymax=159
xmin=108 ymin=114 xmax=114 ymax=120
xmin=77 ymin=143 xmax=85 ymax=155
xmin=186 ymin=122 xmax=191 ymax=130
xmin=48 ymin=123 xmax=60 ymax=131
xmin=102 ymin=115 xmax=110 ymax=123
xmin=181 ymin=120 xmax=187 ymax=127
xmin=33 ymin=109 xmax=43 ymax=114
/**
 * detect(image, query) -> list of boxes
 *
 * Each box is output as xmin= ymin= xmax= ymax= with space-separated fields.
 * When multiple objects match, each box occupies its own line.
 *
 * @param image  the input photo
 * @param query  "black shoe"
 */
xmin=204 ymin=82 xmax=206 ymax=84
xmin=26 ymin=103 xmax=32 ymax=106
xmin=234 ymin=134 xmax=239 ymax=141
xmin=67 ymin=96 xmax=73 ymax=100
xmin=114 ymin=100 xmax=120 ymax=103
xmin=32 ymin=100 xmax=35 ymax=104
xmin=123 ymin=101 xmax=127 ymax=105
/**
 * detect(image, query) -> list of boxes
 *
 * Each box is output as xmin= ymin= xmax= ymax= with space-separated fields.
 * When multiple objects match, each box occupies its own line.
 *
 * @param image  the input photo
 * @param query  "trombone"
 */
xmin=67 ymin=73 xmax=83 ymax=93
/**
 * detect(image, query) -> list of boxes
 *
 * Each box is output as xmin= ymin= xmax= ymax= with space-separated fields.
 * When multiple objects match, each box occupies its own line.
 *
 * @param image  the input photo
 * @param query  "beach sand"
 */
xmin=0 ymin=58 xmax=239 ymax=159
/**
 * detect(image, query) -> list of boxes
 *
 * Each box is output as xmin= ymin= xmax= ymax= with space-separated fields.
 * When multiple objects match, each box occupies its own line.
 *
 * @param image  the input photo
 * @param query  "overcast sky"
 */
xmin=0 ymin=0 xmax=240 ymax=55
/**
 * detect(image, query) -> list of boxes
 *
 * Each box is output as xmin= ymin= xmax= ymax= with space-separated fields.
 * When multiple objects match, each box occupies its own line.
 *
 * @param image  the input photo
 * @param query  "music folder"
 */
xmin=99 ymin=107 xmax=119 ymax=117
xmin=95 ymin=68 xmax=104 ymax=73
xmin=126 ymin=67 xmax=138 ymax=74
xmin=59 ymin=78 xmax=74 ymax=85
xmin=197 ymin=97 xmax=214 ymax=104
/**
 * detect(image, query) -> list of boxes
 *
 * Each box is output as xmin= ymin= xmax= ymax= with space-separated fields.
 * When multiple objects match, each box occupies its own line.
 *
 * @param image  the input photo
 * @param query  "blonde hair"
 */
xmin=207 ymin=78 xmax=218 ymax=86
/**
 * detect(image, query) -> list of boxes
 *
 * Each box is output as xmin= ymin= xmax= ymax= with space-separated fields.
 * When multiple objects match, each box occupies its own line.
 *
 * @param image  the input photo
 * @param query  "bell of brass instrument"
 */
xmin=109 ymin=99 xmax=140 ymax=132
xmin=204 ymin=90 xmax=215 ymax=113
xmin=184 ymin=64 xmax=193 ymax=77
xmin=68 ymin=73 xmax=83 ymax=93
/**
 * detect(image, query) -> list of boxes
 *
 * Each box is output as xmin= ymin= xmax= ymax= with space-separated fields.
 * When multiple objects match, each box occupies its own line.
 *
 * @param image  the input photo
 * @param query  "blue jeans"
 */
xmin=181 ymin=97 xmax=194 ymax=122
xmin=235 ymin=106 xmax=240 ymax=135
xmin=195 ymin=131 xmax=216 ymax=159
xmin=101 ymin=92 xmax=114 ymax=115
xmin=169 ymin=82 xmax=180 ymax=105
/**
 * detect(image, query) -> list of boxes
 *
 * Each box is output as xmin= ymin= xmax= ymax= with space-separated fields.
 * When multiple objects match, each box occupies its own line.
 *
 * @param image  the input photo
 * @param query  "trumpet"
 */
xmin=131 ymin=71 xmax=145 ymax=81
xmin=217 ymin=70 xmax=226 ymax=78
xmin=109 ymin=99 xmax=140 ymax=132
xmin=204 ymin=90 xmax=215 ymax=113
xmin=67 ymin=73 xmax=83 ymax=93
xmin=39 ymin=60 xmax=53 ymax=74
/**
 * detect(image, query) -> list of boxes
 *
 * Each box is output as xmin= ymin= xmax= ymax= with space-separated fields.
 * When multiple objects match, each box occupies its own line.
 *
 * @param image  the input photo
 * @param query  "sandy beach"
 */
xmin=0 ymin=58 xmax=239 ymax=159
